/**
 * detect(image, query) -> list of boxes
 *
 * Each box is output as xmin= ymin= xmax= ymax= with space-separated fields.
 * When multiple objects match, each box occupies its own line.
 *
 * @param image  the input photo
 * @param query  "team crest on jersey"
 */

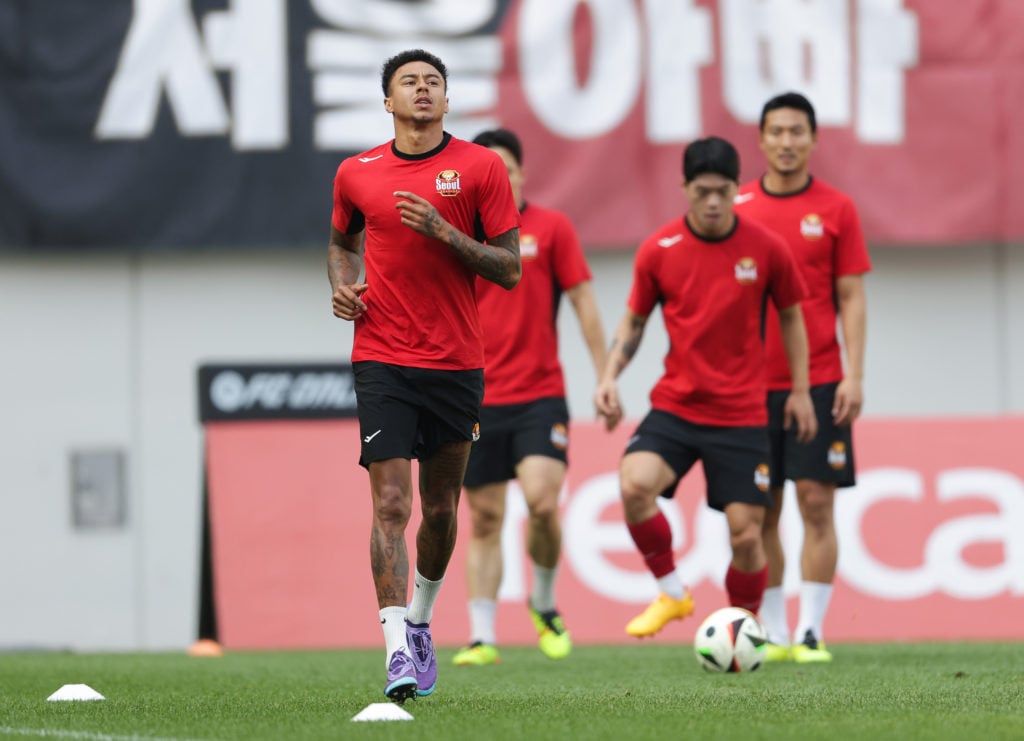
xmin=800 ymin=213 xmax=824 ymax=240
xmin=735 ymin=257 xmax=758 ymax=285
xmin=550 ymin=423 xmax=568 ymax=451
xmin=754 ymin=463 xmax=771 ymax=492
xmin=471 ymin=422 xmax=480 ymax=442
xmin=436 ymin=169 xmax=462 ymax=197
xmin=827 ymin=441 xmax=847 ymax=469
xmin=521 ymin=234 xmax=539 ymax=260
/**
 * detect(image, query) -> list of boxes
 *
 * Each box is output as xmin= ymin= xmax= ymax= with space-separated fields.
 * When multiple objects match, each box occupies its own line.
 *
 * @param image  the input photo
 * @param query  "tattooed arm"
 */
xmin=327 ymin=225 xmax=368 ymax=321
xmin=593 ymin=309 xmax=649 ymax=431
xmin=393 ymin=190 xmax=521 ymax=289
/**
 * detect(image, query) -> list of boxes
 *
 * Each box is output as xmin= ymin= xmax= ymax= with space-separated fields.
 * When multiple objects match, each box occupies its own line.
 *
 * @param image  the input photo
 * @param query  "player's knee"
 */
xmin=374 ymin=483 xmax=412 ymax=526
xmin=730 ymin=523 xmax=763 ymax=559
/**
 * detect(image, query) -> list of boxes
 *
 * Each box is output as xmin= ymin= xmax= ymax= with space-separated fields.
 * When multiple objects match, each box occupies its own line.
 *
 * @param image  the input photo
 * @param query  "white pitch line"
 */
xmin=0 ymin=727 xmax=208 ymax=741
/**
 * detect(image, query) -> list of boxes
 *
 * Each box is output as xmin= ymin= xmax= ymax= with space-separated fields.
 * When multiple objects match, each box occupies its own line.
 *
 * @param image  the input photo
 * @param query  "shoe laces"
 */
xmin=537 ymin=609 xmax=565 ymax=635
xmin=388 ymin=649 xmax=412 ymax=672
xmin=409 ymin=629 xmax=434 ymax=663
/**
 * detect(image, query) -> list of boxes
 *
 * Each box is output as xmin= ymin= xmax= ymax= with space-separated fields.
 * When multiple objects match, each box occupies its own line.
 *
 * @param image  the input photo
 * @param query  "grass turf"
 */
xmin=1 ymin=643 xmax=1022 ymax=740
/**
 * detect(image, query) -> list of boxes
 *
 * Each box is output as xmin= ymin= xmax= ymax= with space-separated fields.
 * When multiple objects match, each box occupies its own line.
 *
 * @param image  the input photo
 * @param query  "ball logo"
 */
xmin=828 ymin=441 xmax=848 ymax=469
xmin=521 ymin=234 xmax=539 ymax=260
xmin=735 ymin=257 xmax=758 ymax=285
xmin=753 ymin=463 xmax=770 ymax=491
xmin=800 ymin=213 xmax=825 ymax=240
xmin=550 ymin=423 xmax=569 ymax=450
xmin=435 ymin=169 xmax=461 ymax=197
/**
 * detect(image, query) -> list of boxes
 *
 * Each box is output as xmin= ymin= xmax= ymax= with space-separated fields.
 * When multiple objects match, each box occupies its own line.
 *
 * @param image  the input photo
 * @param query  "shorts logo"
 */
xmin=550 ymin=423 xmax=568 ymax=451
xmin=436 ymin=169 xmax=461 ymax=197
xmin=521 ymin=234 xmax=539 ymax=260
xmin=471 ymin=422 xmax=480 ymax=442
xmin=735 ymin=257 xmax=758 ymax=285
xmin=827 ymin=441 xmax=847 ymax=469
xmin=754 ymin=463 xmax=771 ymax=492
xmin=800 ymin=213 xmax=824 ymax=240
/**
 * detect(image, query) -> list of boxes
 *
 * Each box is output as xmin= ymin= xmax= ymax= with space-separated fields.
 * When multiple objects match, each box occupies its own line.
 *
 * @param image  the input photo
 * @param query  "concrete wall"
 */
xmin=1 ymin=243 xmax=1022 ymax=650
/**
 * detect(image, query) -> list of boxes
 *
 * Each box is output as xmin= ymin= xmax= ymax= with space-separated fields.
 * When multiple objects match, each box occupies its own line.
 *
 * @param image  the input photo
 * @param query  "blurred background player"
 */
xmin=453 ymin=128 xmax=609 ymax=666
xmin=329 ymin=49 xmax=521 ymax=701
xmin=595 ymin=136 xmax=817 ymax=639
xmin=735 ymin=92 xmax=871 ymax=663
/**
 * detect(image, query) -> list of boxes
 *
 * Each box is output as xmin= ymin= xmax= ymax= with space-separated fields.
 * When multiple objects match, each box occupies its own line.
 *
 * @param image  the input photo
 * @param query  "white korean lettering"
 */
xmin=95 ymin=0 xmax=229 ymax=139
xmin=856 ymin=0 xmax=918 ymax=142
xmin=96 ymin=0 xmax=288 ymax=150
xmin=719 ymin=0 xmax=851 ymax=127
xmin=518 ymin=0 xmax=642 ymax=138
xmin=642 ymin=0 xmax=713 ymax=142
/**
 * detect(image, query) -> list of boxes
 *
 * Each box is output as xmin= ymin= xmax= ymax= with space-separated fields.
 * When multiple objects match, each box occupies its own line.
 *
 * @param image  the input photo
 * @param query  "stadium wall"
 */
xmin=0 ymin=245 xmax=1022 ymax=650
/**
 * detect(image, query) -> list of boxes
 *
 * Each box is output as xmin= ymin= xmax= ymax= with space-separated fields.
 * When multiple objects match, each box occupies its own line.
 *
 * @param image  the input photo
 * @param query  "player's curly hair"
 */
xmin=381 ymin=49 xmax=449 ymax=96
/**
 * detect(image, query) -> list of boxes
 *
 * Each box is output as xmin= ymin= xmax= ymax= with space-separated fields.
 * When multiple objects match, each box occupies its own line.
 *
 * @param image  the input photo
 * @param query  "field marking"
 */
xmin=0 ymin=728 xmax=207 ymax=741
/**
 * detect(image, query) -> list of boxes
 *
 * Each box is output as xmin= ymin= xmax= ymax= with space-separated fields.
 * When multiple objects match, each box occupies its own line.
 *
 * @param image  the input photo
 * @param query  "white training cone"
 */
xmin=47 ymin=684 xmax=105 ymax=702
xmin=351 ymin=702 xmax=414 ymax=722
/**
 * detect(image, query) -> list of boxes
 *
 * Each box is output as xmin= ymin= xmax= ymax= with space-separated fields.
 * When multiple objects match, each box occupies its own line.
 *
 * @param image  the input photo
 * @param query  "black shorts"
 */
xmin=352 ymin=360 xmax=484 ymax=468
xmin=767 ymin=381 xmax=856 ymax=489
xmin=624 ymin=409 xmax=772 ymax=511
xmin=463 ymin=397 xmax=569 ymax=488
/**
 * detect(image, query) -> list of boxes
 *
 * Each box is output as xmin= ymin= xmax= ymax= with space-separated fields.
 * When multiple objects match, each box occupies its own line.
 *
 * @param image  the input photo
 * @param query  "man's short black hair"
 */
xmin=472 ymin=128 xmax=523 ymax=165
xmin=683 ymin=136 xmax=740 ymax=183
xmin=381 ymin=49 xmax=448 ymax=96
xmin=760 ymin=91 xmax=817 ymax=133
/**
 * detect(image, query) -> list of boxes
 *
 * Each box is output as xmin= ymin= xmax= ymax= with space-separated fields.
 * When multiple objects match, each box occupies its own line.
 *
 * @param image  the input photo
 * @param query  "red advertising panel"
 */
xmin=206 ymin=416 xmax=1024 ymax=648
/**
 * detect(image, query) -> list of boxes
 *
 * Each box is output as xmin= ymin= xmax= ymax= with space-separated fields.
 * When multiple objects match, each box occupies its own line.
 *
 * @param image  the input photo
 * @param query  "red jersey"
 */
xmin=332 ymin=133 xmax=520 ymax=370
xmin=628 ymin=216 xmax=806 ymax=426
xmin=475 ymin=203 xmax=592 ymax=405
xmin=735 ymin=177 xmax=872 ymax=390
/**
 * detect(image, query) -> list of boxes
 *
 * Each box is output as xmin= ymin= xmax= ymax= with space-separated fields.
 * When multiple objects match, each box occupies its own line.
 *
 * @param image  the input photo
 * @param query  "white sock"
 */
xmin=656 ymin=571 xmax=685 ymax=600
xmin=379 ymin=606 xmax=408 ymax=664
xmin=759 ymin=587 xmax=790 ymax=646
xmin=530 ymin=564 xmax=558 ymax=613
xmin=794 ymin=581 xmax=833 ymax=644
xmin=468 ymin=598 xmax=498 ymax=646
xmin=407 ymin=569 xmax=444 ymax=625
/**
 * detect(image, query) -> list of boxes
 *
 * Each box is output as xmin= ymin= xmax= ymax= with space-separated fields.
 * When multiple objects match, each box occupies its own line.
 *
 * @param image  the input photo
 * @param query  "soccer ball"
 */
xmin=693 ymin=607 xmax=767 ymax=673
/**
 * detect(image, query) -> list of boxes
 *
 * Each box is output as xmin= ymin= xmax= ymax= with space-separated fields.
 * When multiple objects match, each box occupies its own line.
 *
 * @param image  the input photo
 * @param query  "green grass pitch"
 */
xmin=1 ymin=643 xmax=1022 ymax=740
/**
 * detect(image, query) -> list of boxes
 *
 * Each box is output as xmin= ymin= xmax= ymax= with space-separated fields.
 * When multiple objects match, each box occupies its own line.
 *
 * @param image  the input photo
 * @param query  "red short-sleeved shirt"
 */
xmin=628 ymin=215 xmax=806 ymax=426
xmin=736 ymin=176 xmax=872 ymax=390
xmin=332 ymin=133 xmax=520 ymax=370
xmin=475 ymin=202 xmax=592 ymax=405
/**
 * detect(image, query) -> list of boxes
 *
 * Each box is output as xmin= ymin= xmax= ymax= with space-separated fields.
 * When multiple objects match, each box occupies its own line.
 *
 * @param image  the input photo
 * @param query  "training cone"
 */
xmin=351 ymin=702 xmax=414 ymax=722
xmin=47 ymin=684 xmax=105 ymax=701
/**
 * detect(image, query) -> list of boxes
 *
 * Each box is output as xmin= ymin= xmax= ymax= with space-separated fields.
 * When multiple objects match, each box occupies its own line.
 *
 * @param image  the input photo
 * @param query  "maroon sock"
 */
xmin=725 ymin=564 xmax=768 ymax=613
xmin=626 ymin=512 xmax=676 ymax=578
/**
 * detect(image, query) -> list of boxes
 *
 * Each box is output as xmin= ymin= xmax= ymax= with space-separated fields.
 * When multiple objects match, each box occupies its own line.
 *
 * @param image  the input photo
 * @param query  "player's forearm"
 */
xmin=445 ymin=227 xmax=521 ymax=289
xmin=838 ymin=283 xmax=867 ymax=381
xmin=568 ymin=284 xmax=610 ymax=378
xmin=778 ymin=305 xmax=811 ymax=392
xmin=601 ymin=312 xmax=645 ymax=383
xmin=327 ymin=241 xmax=363 ymax=291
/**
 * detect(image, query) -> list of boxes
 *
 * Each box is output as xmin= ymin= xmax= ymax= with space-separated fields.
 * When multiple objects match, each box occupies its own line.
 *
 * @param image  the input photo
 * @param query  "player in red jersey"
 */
xmin=735 ymin=92 xmax=872 ymax=663
xmin=451 ymin=129 xmax=609 ymax=667
xmin=594 ymin=136 xmax=817 ymax=639
xmin=328 ymin=49 xmax=521 ymax=702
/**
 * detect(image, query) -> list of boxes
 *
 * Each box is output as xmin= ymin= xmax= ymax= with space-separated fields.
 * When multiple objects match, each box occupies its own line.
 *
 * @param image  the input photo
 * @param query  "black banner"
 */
xmin=0 ymin=1 xmax=511 ymax=251
xmin=198 ymin=362 xmax=357 ymax=421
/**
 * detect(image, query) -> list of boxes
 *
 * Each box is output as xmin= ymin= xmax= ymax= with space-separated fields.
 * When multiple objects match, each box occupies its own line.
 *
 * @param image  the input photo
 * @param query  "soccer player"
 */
xmin=735 ymin=92 xmax=872 ymax=663
xmin=328 ymin=49 xmax=521 ymax=702
xmin=452 ymin=128 xmax=609 ymax=666
xmin=594 ymin=136 xmax=817 ymax=639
